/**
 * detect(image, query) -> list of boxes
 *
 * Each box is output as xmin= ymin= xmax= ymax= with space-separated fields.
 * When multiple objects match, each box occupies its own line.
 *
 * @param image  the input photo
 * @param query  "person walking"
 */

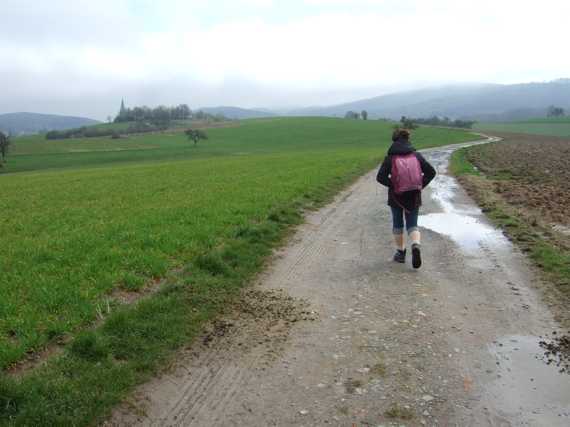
xmin=376 ymin=128 xmax=436 ymax=268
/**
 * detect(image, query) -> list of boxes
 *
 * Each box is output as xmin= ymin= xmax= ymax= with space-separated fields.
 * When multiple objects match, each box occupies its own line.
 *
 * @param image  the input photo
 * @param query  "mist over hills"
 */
xmin=199 ymin=106 xmax=275 ymax=120
xmin=3 ymin=79 xmax=569 ymax=135
xmin=0 ymin=112 xmax=99 ymax=135
xmin=283 ymin=79 xmax=570 ymax=121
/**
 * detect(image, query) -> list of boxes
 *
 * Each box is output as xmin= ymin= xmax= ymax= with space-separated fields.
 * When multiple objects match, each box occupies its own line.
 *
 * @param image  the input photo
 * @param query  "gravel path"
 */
xmin=107 ymin=139 xmax=570 ymax=426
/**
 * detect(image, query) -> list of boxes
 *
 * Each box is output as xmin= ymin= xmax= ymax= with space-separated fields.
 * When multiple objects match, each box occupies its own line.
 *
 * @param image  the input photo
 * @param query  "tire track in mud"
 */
xmin=280 ymin=190 xmax=355 ymax=286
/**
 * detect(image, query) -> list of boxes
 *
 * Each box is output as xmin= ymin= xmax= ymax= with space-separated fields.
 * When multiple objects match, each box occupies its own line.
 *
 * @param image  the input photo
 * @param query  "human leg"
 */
xmin=405 ymin=208 xmax=420 ymax=245
xmin=391 ymin=206 xmax=406 ymax=262
xmin=391 ymin=206 xmax=405 ymax=250
xmin=405 ymin=208 xmax=422 ymax=268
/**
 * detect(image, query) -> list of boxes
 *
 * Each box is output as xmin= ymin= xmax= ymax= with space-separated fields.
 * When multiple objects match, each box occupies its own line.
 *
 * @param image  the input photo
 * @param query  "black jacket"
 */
xmin=376 ymin=138 xmax=436 ymax=211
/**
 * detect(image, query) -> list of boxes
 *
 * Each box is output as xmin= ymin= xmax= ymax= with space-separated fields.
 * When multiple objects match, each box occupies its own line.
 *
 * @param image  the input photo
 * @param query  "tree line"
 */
xmin=45 ymin=103 xmax=230 ymax=140
xmin=45 ymin=122 xmax=165 ymax=140
xmin=114 ymin=103 xmax=230 ymax=127
xmin=343 ymin=111 xmax=475 ymax=129
xmin=114 ymin=104 xmax=191 ymax=124
xmin=344 ymin=110 xmax=368 ymax=120
xmin=400 ymin=116 xmax=476 ymax=129
xmin=114 ymin=104 xmax=229 ymax=125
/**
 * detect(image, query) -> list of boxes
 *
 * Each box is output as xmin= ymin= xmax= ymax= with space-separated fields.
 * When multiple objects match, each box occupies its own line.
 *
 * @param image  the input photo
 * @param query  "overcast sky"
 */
xmin=1 ymin=0 xmax=569 ymax=120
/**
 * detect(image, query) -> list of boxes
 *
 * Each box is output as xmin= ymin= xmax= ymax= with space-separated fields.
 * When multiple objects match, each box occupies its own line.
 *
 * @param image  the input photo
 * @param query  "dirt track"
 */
xmin=108 ymin=139 xmax=570 ymax=426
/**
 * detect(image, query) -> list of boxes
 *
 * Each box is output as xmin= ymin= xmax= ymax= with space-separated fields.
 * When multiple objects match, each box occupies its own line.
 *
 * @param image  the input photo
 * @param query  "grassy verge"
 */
xmin=0 ymin=119 xmax=477 ymax=425
xmin=450 ymin=148 xmax=570 ymax=295
xmin=448 ymin=147 xmax=480 ymax=176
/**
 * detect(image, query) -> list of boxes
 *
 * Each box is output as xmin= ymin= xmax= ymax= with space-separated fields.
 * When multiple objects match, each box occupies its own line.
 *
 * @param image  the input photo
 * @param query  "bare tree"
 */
xmin=0 ymin=131 xmax=11 ymax=165
xmin=399 ymin=116 xmax=418 ymax=129
xmin=547 ymin=105 xmax=565 ymax=117
xmin=185 ymin=129 xmax=208 ymax=146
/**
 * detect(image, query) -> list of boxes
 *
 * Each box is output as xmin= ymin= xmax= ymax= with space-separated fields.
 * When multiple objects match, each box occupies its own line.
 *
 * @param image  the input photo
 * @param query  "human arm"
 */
xmin=376 ymin=155 xmax=392 ymax=187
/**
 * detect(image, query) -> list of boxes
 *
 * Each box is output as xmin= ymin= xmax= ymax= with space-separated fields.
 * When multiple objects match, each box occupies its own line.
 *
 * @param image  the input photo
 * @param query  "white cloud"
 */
xmin=1 ymin=0 xmax=569 ymax=118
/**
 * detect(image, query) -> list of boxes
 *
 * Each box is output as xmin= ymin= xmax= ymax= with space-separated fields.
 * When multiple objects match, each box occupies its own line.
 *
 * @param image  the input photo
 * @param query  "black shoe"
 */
xmin=412 ymin=243 xmax=422 ymax=269
xmin=393 ymin=249 xmax=406 ymax=263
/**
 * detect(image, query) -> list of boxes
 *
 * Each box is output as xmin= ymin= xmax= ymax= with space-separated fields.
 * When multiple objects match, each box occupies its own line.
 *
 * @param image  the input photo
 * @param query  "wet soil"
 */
xmin=106 ymin=137 xmax=570 ymax=426
xmin=466 ymin=132 xmax=570 ymax=228
xmin=486 ymin=335 xmax=570 ymax=424
xmin=539 ymin=332 xmax=570 ymax=374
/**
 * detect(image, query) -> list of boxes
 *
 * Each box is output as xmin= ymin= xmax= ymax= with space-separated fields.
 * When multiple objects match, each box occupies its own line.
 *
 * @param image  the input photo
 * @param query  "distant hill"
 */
xmin=285 ymin=79 xmax=570 ymax=122
xmin=199 ymin=106 xmax=275 ymax=120
xmin=0 ymin=112 xmax=100 ymax=135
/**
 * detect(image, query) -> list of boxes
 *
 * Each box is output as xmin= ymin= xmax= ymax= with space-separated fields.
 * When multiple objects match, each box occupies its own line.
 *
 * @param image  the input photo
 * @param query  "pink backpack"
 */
xmin=391 ymin=153 xmax=423 ymax=194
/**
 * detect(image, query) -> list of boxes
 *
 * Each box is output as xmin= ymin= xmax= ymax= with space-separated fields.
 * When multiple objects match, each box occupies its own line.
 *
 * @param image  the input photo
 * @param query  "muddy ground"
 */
xmin=106 ymin=139 xmax=570 ymax=426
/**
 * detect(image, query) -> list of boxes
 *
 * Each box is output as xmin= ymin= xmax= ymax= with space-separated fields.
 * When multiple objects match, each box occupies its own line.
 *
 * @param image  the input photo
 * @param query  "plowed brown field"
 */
xmin=466 ymin=132 xmax=570 ymax=227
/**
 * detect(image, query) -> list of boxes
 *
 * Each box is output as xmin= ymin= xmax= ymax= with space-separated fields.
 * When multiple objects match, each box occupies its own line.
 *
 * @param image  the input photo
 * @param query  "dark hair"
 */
xmin=392 ymin=128 xmax=411 ymax=142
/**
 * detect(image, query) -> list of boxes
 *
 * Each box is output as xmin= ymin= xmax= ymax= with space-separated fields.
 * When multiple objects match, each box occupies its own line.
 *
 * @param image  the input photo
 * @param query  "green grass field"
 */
xmin=474 ymin=117 xmax=570 ymax=137
xmin=7 ymin=118 xmax=471 ymax=174
xmin=0 ymin=118 xmax=476 ymax=424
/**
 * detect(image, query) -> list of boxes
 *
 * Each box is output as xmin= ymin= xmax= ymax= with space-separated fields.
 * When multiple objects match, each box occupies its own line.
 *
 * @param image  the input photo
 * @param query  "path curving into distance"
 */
xmin=107 ymin=137 xmax=570 ymax=426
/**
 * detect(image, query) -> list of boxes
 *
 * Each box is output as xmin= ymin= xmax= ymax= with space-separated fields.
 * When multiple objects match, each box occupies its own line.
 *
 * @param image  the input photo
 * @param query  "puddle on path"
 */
xmin=420 ymin=212 xmax=505 ymax=252
xmin=420 ymin=144 xmax=509 ymax=254
xmin=484 ymin=336 xmax=570 ymax=425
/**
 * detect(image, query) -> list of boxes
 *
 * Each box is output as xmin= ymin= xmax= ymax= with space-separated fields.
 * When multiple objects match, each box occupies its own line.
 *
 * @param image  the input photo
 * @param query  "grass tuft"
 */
xmin=195 ymin=252 xmax=231 ymax=277
xmin=0 ymin=376 xmax=22 ymax=419
xmin=70 ymin=332 xmax=108 ymax=362
xmin=385 ymin=404 xmax=415 ymax=420
xmin=267 ymin=207 xmax=302 ymax=224
xmin=120 ymin=272 xmax=146 ymax=292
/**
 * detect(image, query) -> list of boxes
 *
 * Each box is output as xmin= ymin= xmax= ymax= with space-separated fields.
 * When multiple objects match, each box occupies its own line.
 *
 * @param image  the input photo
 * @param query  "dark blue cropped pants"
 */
xmin=390 ymin=206 xmax=419 ymax=235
